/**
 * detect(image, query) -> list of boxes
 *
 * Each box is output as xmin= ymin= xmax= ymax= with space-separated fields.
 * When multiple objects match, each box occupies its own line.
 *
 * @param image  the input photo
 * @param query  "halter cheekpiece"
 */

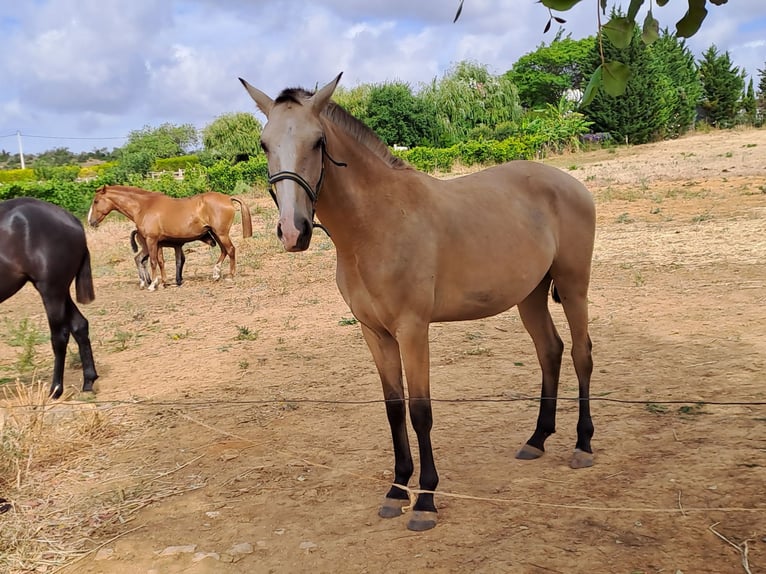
xmin=266 ymin=137 xmax=347 ymax=236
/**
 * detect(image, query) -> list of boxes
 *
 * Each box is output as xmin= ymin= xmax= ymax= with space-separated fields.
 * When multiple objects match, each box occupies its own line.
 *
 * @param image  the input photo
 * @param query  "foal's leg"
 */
xmin=516 ymin=276 xmax=565 ymax=461
xmin=38 ymin=286 xmax=71 ymax=399
xmin=360 ymin=325 xmax=413 ymax=519
xmin=66 ymin=297 xmax=98 ymax=393
xmin=173 ymin=245 xmax=186 ymax=286
xmin=396 ymin=321 xmax=438 ymax=531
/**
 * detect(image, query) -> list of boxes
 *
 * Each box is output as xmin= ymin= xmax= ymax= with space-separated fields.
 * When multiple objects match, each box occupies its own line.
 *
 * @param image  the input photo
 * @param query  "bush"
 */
xmin=152 ymin=155 xmax=200 ymax=173
xmin=0 ymin=169 xmax=35 ymax=184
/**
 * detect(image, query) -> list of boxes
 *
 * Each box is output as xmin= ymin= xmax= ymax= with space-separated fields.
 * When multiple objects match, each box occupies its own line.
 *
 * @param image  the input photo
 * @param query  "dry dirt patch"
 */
xmin=1 ymin=128 xmax=765 ymax=573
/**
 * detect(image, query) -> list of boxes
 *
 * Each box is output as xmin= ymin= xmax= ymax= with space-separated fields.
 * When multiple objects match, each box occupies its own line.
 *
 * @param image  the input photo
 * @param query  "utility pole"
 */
xmin=16 ymin=131 xmax=25 ymax=169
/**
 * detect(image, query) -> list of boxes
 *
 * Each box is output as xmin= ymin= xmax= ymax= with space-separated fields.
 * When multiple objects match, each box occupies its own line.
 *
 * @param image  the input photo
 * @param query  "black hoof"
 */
xmin=407 ymin=511 xmax=437 ymax=531
xmin=515 ymin=444 xmax=545 ymax=460
xmin=378 ymin=497 xmax=407 ymax=518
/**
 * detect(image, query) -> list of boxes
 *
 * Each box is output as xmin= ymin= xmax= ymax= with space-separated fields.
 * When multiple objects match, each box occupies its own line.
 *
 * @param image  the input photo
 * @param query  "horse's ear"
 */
xmin=239 ymin=77 xmax=274 ymax=116
xmin=310 ymin=72 xmax=343 ymax=114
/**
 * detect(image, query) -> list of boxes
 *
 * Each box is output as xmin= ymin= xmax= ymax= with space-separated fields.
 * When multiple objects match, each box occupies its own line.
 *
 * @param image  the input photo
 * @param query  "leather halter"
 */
xmin=266 ymin=138 xmax=346 ymax=236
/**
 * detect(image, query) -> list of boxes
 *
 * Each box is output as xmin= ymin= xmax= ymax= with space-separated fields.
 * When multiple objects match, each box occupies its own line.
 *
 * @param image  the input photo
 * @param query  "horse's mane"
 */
xmin=275 ymin=87 xmax=410 ymax=171
xmin=103 ymin=184 xmax=159 ymax=195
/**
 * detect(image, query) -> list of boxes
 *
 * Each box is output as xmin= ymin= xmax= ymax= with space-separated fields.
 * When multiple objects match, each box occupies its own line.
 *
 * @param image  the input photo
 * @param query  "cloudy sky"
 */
xmin=1 ymin=0 xmax=764 ymax=155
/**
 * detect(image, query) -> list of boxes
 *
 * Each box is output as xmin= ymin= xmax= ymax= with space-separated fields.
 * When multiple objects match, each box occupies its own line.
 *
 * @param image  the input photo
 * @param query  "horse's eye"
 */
xmin=260 ymin=141 xmax=269 ymax=154
xmin=313 ymin=138 xmax=323 ymax=150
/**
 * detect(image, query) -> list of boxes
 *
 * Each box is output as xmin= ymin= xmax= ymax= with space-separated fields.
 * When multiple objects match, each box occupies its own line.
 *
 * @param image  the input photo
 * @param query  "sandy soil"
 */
xmin=1 ymin=128 xmax=765 ymax=574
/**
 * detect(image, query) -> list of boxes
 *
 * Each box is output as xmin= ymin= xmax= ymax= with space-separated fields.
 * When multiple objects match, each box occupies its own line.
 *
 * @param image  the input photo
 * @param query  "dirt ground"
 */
xmin=1 ymin=128 xmax=765 ymax=573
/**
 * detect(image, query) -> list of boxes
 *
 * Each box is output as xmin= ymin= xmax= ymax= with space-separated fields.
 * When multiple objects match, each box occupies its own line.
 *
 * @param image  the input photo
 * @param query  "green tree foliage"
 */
xmin=421 ymin=60 xmax=522 ymax=146
xmin=505 ymin=32 xmax=596 ymax=109
xmin=333 ymin=84 xmax=373 ymax=119
xmin=201 ymin=112 xmax=263 ymax=162
xmin=698 ymin=45 xmax=745 ymax=127
xmin=115 ymin=123 xmax=198 ymax=178
xmin=360 ymin=82 xmax=437 ymax=147
xmin=653 ymin=31 xmax=702 ymax=137
xmin=584 ymin=16 xmax=672 ymax=144
xmin=741 ymin=78 xmax=757 ymax=125
xmin=757 ymin=63 xmax=766 ymax=125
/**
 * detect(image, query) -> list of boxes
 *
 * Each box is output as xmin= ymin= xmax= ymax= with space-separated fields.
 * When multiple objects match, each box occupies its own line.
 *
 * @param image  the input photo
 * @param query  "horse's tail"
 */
xmin=551 ymin=283 xmax=562 ymax=304
xmin=75 ymin=248 xmax=96 ymax=304
xmin=129 ymin=229 xmax=140 ymax=253
xmin=232 ymin=197 xmax=253 ymax=238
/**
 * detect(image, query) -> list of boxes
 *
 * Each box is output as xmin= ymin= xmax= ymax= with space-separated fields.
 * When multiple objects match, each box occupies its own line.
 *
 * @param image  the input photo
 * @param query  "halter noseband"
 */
xmin=266 ymin=138 xmax=346 ymax=236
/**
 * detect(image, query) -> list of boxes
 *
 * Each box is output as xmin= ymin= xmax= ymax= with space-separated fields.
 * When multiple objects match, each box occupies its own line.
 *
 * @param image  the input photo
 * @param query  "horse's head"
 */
xmin=240 ymin=73 xmax=343 ymax=252
xmin=87 ymin=185 xmax=114 ymax=227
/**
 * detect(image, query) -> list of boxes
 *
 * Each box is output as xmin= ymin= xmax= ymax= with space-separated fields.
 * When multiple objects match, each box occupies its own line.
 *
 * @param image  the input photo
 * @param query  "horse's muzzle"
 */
xmin=277 ymin=217 xmax=313 ymax=252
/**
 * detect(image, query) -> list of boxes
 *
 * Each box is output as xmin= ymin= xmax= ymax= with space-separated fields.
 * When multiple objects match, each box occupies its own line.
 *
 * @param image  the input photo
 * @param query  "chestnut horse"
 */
xmin=129 ymin=229 xmax=217 ymax=288
xmin=240 ymin=73 xmax=596 ymax=531
xmin=0 ymin=198 xmax=98 ymax=398
xmin=88 ymin=185 xmax=252 ymax=290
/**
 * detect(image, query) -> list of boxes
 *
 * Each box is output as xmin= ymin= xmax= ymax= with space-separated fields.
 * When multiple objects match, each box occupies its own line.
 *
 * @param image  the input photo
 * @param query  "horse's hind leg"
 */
xmin=67 ymin=298 xmax=98 ymax=393
xmin=553 ymin=275 xmax=594 ymax=469
xmin=515 ymin=275 xmax=564 ymax=461
xmin=213 ymin=235 xmax=236 ymax=280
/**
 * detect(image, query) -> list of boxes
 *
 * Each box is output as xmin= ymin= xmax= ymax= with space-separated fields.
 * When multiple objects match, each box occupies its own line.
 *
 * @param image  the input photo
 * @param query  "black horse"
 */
xmin=0 ymin=198 xmax=98 ymax=398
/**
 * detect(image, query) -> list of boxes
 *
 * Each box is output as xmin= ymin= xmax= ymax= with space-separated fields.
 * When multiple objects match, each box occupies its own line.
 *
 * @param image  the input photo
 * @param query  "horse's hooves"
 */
xmin=49 ymin=386 xmax=63 ymax=400
xmin=407 ymin=511 xmax=438 ymax=531
xmin=570 ymin=448 xmax=594 ymax=469
xmin=515 ymin=444 xmax=545 ymax=460
xmin=378 ymin=497 xmax=407 ymax=519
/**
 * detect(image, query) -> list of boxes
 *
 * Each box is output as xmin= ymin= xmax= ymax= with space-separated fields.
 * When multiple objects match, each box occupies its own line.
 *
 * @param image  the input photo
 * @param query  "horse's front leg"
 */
xmin=360 ymin=324 xmax=414 ymax=520
xmin=398 ymin=321 xmax=438 ymax=531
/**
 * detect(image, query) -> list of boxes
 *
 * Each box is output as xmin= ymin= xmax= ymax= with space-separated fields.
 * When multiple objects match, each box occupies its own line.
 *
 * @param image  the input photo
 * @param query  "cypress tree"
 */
xmin=698 ymin=45 xmax=745 ymax=128
xmin=654 ymin=31 xmax=702 ymax=137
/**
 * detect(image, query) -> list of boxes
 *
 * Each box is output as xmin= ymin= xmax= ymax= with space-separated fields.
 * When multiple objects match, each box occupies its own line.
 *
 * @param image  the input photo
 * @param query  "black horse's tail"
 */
xmin=129 ymin=229 xmax=140 ymax=253
xmin=75 ymin=248 xmax=96 ymax=304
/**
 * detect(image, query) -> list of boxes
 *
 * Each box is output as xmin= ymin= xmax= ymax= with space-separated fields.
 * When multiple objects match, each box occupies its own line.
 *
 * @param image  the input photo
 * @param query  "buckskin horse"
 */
xmin=87 ymin=185 xmax=253 ymax=290
xmin=0 ymin=197 xmax=98 ymax=399
xmin=240 ymin=73 xmax=596 ymax=531
xmin=129 ymin=229 xmax=217 ymax=288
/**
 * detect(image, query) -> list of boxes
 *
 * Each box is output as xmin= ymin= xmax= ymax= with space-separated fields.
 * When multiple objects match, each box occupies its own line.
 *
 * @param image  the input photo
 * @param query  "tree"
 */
xmin=505 ymin=32 xmax=596 ymax=109
xmin=653 ymin=30 xmax=702 ymax=137
xmin=584 ymin=14 xmax=672 ymax=144
xmin=202 ymin=112 xmax=263 ymax=162
xmin=698 ymin=45 xmax=745 ymax=127
xmin=741 ymin=78 xmax=757 ymax=125
xmin=757 ymin=63 xmax=766 ymax=125
xmin=455 ymin=0 xmax=732 ymax=103
xmin=119 ymin=123 xmax=199 ymax=161
xmin=421 ymin=61 xmax=522 ymax=146
xmin=333 ymin=84 xmax=373 ymax=119
xmin=360 ymin=82 xmax=437 ymax=148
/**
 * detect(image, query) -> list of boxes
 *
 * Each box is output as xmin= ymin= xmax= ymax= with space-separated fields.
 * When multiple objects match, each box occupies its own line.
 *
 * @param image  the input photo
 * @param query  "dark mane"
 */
xmin=274 ymin=87 xmax=410 ymax=171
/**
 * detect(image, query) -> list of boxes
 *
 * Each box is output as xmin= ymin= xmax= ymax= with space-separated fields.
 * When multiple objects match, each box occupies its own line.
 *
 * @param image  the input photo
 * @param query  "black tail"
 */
xmin=75 ymin=249 xmax=96 ymax=304
xmin=130 ymin=229 xmax=139 ymax=253
xmin=551 ymin=283 xmax=561 ymax=304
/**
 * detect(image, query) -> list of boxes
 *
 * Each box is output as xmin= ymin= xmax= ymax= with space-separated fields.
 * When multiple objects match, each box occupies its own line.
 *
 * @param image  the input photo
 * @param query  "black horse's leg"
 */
xmin=39 ymin=288 xmax=70 ymax=399
xmin=174 ymin=246 xmax=186 ymax=286
xmin=515 ymin=277 xmax=564 ymax=459
xmin=67 ymin=297 xmax=98 ymax=393
xmin=360 ymin=325 xmax=414 ymax=517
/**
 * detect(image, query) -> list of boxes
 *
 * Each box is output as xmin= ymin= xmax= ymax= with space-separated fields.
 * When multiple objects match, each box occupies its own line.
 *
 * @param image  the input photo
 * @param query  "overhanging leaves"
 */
xmin=602 ymin=61 xmax=631 ymax=96
xmin=676 ymin=0 xmax=708 ymax=37
xmin=540 ymin=0 xmax=581 ymax=10
xmin=581 ymin=65 xmax=603 ymax=107
xmin=641 ymin=10 xmax=660 ymax=44
xmin=603 ymin=16 xmax=634 ymax=49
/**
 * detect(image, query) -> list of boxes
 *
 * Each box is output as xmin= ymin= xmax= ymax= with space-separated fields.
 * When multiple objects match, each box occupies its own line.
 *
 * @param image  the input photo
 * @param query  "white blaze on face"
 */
xmin=87 ymin=205 xmax=93 ymax=225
